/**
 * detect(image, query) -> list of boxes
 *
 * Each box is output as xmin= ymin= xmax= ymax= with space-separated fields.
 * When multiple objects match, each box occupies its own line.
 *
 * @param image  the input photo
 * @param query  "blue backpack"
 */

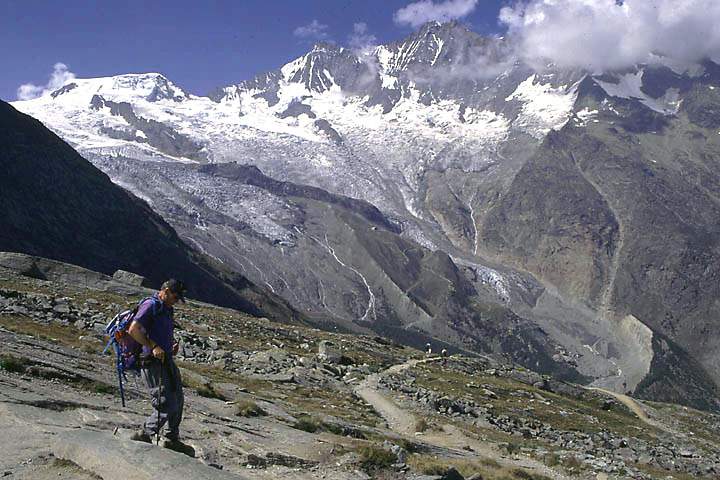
xmin=103 ymin=296 xmax=161 ymax=407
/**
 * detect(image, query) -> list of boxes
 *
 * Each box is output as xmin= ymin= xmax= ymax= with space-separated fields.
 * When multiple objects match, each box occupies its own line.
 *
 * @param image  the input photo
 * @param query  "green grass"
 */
xmin=292 ymin=416 xmax=321 ymax=433
xmin=358 ymin=445 xmax=396 ymax=471
xmin=0 ymin=353 xmax=31 ymax=373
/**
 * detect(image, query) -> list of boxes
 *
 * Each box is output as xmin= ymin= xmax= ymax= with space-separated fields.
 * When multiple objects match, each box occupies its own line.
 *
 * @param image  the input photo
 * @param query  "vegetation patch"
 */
xmin=408 ymin=455 xmax=550 ymax=480
xmin=196 ymin=382 xmax=227 ymax=401
xmin=0 ymin=314 xmax=86 ymax=349
xmin=235 ymin=399 xmax=266 ymax=417
xmin=358 ymin=444 xmax=396 ymax=471
xmin=0 ymin=353 xmax=31 ymax=373
xmin=51 ymin=457 xmax=103 ymax=479
xmin=292 ymin=415 xmax=321 ymax=433
xmin=414 ymin=418 xmax=429 ymax=432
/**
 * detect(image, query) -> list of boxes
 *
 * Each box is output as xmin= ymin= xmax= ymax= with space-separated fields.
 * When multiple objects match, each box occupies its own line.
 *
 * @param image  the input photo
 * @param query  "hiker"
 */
xmin=441 ymin=348 xmax=448 ymax=366
xmin=425 ymin=343 xmax=432 ymax=357
xmin=128 ymin=279 xmax=192 ymax=455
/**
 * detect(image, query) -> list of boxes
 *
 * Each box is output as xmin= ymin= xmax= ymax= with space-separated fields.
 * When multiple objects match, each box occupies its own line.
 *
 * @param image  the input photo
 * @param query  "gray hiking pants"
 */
xmin=140 ymin=357 xmax=184 ymax=440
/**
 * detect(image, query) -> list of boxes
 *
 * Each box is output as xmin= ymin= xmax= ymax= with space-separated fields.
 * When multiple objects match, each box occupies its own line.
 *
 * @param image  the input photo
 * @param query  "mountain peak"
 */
xmin=415 ymin=20 xmax=471 ymax=40
xmin=311 ymin=42 xmax=343 ymax=54
xmin=37 ymin=72 xmax=188 ymax=104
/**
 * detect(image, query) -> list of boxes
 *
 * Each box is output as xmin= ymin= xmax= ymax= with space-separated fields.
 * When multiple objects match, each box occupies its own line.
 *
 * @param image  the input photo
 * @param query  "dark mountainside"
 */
xmin=0 ymin=100 xmax=298 ymax=322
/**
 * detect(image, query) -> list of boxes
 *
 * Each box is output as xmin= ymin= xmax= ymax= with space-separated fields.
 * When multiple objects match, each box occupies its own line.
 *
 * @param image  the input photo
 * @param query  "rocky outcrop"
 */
xmin=54 ymin=431 xmax=249 ymax=480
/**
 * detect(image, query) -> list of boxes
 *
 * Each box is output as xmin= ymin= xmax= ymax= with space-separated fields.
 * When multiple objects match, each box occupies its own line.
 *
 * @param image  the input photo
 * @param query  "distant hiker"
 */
xmin=128 ymin=279 xmax=192 ymax=455
xmin=426 ymin=343 xmax=432 ymax=356
xmin=441 ymin=348 xmax=448 ymax=366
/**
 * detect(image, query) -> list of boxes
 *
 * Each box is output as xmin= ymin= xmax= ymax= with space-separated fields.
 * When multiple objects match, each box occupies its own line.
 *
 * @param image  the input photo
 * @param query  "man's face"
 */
xmin=160 ymin=287 xmax=180 ymax=307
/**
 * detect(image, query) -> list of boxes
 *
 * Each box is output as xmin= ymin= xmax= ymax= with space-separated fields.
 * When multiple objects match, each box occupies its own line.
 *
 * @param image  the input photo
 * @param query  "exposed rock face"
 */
xmin=112 ymin=269 xmax=148 ymax=287
xmin=480 ymin=73 xmax=720 ymax=409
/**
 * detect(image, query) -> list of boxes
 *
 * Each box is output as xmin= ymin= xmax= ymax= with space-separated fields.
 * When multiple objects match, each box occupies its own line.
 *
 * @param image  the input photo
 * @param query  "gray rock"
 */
xmin=318 ymin=340 xmax=342 ymax=363
xmin=112 ymin=270 xmax=148 ymax=287
xmin=53 ymin=430 xmax=249 ymax=479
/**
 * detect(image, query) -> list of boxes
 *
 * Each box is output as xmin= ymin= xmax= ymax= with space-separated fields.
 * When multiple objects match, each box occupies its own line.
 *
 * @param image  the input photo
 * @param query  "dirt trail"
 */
xmin=353 ymin=358 xmax=573 ymax=480
xmin=585 ymin=387 xmax=678 ymax=435
xmin=353 ymin=358 xmax=430 ymax=435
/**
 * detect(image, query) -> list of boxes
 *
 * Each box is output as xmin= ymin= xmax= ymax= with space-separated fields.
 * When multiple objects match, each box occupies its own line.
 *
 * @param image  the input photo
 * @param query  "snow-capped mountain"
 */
xmin=12 ymin=21 xmax=720 ymax=411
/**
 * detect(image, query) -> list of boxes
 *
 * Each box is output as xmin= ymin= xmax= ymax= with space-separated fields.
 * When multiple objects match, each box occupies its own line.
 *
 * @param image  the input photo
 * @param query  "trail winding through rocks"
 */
xmin=353 ymin=358 xmax=573 ymax=480
xmin=585 ymin=387 xmax=678 ymax=436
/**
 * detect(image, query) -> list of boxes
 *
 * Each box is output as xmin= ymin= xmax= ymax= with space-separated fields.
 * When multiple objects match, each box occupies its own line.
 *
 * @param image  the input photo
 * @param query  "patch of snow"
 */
xmin=574 ymin=108 xmax=598 ymax=127
xmin=595 ymin=71 xmax=680 ymax=115
xmin=380 ymin=73 xmax=398 ymax=89
xmin=506 ymin=74 xmax=578 ymax=138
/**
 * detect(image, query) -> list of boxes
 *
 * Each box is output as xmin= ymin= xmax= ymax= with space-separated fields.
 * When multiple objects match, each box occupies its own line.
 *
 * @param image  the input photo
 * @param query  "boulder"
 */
xmin=318 ymin=340 xmax=342 ymax=363
xmin=112 ymin=269 xmax=148 ymax=287
xmin=53 ymin=430 xmax=248 ymax=480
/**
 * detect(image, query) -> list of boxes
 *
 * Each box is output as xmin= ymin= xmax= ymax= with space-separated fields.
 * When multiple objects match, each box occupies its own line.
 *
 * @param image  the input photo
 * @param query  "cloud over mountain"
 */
xmin=293 ymin=20 xmax=330 ymax=41
xmin=348 ymin=22 xmax=378 ymax=52
xmin=394 ymin=0 xmax=478 ymax=28
xmin=500 ymin=0 xmax=720 ymax=72
xmin=17 ymin=63 xmax=75 ymax=101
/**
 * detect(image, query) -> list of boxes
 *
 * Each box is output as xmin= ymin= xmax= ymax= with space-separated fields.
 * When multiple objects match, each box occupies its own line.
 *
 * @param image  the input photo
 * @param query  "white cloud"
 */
xmin=394 ymin=0 xmax=479 ymax=28
xmin=499 ymin=0 xmax=720 ymax=72
xmin=348 ymin=22 xmax=378 ymax=52
xmin=17 ymin=62 xmax=76 ymax=100
xmin=293 ymin=19 xmax=330 ymax=41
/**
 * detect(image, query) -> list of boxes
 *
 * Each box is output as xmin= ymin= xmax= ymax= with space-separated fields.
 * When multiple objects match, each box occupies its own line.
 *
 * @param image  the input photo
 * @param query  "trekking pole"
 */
xmin=156 ymin=359 xmax=163 ymax=446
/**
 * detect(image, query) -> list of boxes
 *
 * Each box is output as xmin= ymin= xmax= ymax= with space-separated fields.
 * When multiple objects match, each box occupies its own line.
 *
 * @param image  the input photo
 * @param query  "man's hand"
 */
xmin=152 ymin=345 xmax=166 ymax=363
xmin=172 ymin=341 xmax=179 ymax=355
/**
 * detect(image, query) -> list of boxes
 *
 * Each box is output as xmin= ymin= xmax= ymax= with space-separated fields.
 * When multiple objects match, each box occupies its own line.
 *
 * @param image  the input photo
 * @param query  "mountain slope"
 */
xmin=480 ymin=69 xmax=720 ymax=409
xmin=0 ymin=100 xmax=297 ymax=321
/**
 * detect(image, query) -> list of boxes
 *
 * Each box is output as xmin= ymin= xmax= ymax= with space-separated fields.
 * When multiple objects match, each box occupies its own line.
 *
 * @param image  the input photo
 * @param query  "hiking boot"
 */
xmin=129 ymin=431 xmax=152 ymax=443
xmin=161 ymin=438 xmax=195 ymax=457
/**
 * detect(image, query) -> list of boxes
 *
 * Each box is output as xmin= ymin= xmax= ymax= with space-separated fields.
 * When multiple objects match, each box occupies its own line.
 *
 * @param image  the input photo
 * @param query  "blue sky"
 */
xmin=1 ymin=0 xmax=508 ymax=101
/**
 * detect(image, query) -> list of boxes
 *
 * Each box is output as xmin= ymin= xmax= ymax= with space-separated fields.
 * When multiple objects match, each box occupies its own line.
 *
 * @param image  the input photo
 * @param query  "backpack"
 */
xmin=103 ymin=296 xmax=161 ymax=407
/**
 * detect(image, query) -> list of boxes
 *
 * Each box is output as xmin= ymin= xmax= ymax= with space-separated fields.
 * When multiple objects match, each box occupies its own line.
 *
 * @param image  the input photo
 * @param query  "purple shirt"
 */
xmin=133 ymin=294 xmax=174 ymax=357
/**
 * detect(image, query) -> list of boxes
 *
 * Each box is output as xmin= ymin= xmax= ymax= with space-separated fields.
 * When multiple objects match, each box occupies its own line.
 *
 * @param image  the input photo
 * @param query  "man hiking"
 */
xmin=128 ymin=279 xmax=193 ymax=456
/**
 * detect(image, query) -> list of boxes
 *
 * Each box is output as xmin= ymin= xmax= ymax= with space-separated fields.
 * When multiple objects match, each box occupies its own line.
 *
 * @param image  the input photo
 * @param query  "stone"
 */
xmin=0 ymin=252 xmax=46 ymax=279
xmin=53 ymin=430 xmax=249 ymax=480
xmin=112 ymin=270 xmax=148 ymax=287
xmin=317 ymin=340 xmax=342 ymax=363
xmin=441 ymin=467 xmax=465 ymax=480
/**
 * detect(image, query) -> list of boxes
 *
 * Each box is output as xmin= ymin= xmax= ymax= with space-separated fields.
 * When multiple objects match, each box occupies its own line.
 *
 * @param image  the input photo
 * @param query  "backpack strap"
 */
xmin=137 ymin=296 xmax=162 ymax=321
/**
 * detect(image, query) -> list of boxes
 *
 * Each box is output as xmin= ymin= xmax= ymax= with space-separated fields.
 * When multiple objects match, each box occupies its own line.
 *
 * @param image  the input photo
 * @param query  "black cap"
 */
xmin=161 ymin=279 xmax=186 ymax=303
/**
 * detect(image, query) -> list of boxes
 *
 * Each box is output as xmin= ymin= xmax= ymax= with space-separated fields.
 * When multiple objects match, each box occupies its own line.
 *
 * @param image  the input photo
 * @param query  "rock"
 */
xmin=112 ymin=270 xmax=148 ymax=287
xmin=53 ymin=430 xmax=249 ymax=479
xmin=0 ymin=252 xmax=46 ymax=279
xmin=318 ymin=340 xmax=342 ymax=363
xmin=441 ymin=467 xmax=464 ymax=480
xmin=482 ymin=388 xmax=498 ymax=399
